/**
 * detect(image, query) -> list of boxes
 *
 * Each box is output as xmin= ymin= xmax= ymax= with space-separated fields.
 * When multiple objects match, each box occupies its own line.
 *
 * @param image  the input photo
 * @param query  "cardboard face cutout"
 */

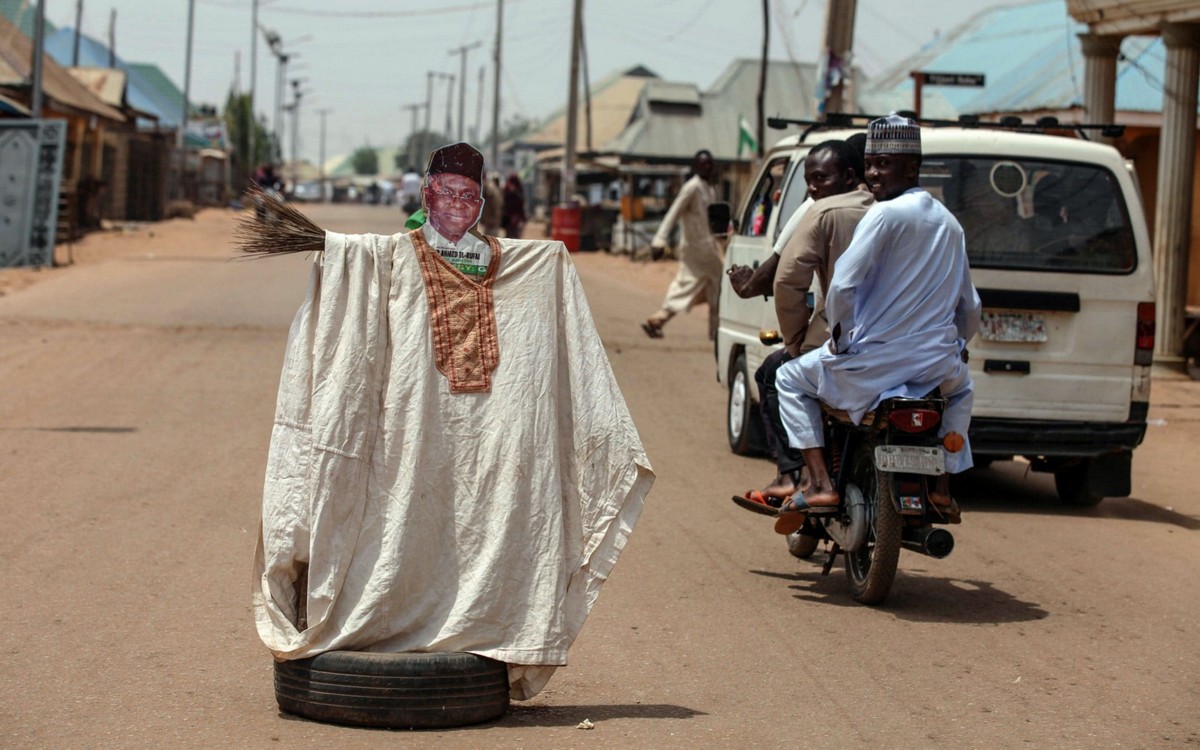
xmin=423 ymin=142 xmax=486 ymax=243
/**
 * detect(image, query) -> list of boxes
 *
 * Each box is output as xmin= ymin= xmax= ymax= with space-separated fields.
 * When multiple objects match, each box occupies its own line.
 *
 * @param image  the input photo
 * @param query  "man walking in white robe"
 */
xmin=776 ymin=113 xmax=981 ymax=518
xmin=642 ymin=149 xmax=723 ymax=340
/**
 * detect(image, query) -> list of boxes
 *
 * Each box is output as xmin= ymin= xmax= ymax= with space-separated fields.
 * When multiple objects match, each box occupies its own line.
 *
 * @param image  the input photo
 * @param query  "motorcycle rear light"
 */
xmin=1135 ymin=302 xmax=1155 ymax=366
xmin=888 ymin=409 xmax=941 ymax=433
xmin=943 ymin=432 xmax=965 ymax=453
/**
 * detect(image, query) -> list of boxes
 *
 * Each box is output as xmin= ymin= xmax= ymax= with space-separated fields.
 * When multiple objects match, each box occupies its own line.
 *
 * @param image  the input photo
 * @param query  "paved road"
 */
xmin=1 ymin=204 xmax=1197 ymax=748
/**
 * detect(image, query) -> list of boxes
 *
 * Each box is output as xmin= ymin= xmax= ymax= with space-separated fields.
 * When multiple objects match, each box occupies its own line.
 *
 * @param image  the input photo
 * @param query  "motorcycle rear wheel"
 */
xmin=844 ymin=444 xmax=903 ymax=605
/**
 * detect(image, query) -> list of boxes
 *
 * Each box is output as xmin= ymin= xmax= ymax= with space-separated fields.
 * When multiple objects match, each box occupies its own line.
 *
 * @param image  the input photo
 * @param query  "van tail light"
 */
xmin=888 ymin=409 xmax=941 ymax=433
xmin=1135 ymin=302 xmax=1155 ymax=366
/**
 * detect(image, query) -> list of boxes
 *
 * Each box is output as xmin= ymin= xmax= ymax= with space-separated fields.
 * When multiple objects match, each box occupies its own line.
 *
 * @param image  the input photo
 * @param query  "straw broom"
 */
xmin=233 ymin=184 xmax=326 ymax=257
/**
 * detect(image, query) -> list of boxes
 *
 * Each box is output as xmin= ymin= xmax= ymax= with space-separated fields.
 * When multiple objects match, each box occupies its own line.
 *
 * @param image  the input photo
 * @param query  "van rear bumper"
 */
xmin=969 ymin=417 xmax=1147 ymax=457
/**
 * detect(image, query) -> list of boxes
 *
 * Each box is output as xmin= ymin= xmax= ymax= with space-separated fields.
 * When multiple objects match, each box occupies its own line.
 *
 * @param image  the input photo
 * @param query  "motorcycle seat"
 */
xmin=820 ymin=392 xmax=944 ymax=428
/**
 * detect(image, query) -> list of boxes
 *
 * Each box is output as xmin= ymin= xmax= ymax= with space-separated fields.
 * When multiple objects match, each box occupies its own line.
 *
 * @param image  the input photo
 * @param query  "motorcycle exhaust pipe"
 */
xmin=901 ymin=526 xmax=955 ymax=559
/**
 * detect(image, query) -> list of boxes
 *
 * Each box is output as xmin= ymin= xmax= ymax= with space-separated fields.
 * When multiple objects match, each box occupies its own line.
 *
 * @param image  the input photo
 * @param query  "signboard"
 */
xmin=185 ymin=118 xmax=228 ymax=150
xmin=917 ymin=72 xmax=985 ymax=87
xmin=0 ymin=119 xmax=66 ymax=268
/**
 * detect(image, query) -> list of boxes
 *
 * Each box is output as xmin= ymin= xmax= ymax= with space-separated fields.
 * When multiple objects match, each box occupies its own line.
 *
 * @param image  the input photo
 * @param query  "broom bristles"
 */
xmin=233 ymin=184 xmax=326 ymax=257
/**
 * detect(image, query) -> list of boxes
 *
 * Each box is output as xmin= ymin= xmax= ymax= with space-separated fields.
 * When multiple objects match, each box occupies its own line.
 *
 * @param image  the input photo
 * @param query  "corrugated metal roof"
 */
xmin=0 ymin=0 xmax=55 ymax=38
xmin=0 ymin=14 xmax=124 ymax=121
xmin=866 ymin=0 xmax=1189 ymax=116
xmin=644 ymin=81 xmax=701 ymax=106
xmin=602 ymin=58 xmax=833 ymax=162
xmin=42 ymin=29 xmax=187 ymax=127
xmin=520 ymin=69 xmax=653 ymax=149
xmin=68 ymin=67 xmax=126 ymax=108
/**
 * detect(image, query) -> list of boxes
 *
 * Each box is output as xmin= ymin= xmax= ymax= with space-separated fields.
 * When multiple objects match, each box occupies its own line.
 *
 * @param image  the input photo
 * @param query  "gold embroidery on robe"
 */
xmin=412 ymin=231 xmax=502 ymax=393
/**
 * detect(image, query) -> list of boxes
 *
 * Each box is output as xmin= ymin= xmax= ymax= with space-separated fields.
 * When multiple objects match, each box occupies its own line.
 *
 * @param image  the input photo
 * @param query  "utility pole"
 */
xmin=474 ymin=64 xmax=485 ymax=143
xmin=289 ymin=80 xmax=303 ymax=192
xmin=425 ymin=71 xmax=435 ymax=135
xmin=108 ymin=9 xmax=116 ymax=67
xmin=250 ymin=0 xmax=258 ymax=163
xmin=579 ymin=18 xmax=592 ymax=153
xmin=818 ymin=0 xmax=857 ymax=117
xmin=72 ymin=0 xmax=83 ymax=67
xmin=756 ymin=0 xmax=768 ymax=158
xmin=274 ymin=53 xmax=289 ymax=161
xmin=317 ymin=108 xmax=331 ymax=202
xmin=449 ymin=41 xmax=481 ymax=142
xmin=401 ymin=102 xmax=423 ymax=160
xmin=444 ymin=74 xmax=455 ymax=138
xmin=180 ymin=0 xmax=196 ymax=200
xmin=30 ymin=0 xmax=45 ymax=116
xmin=560 ymin=0 xmax=582 ymax=204
xmin=491 ymin=0 xmax=503 ymax=170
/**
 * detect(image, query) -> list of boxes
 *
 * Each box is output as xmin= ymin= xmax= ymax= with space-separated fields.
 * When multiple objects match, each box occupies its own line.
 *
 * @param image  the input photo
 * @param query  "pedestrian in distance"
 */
xmin=641 ymin=149 xmax=723 ymax=340
xmin=481 ymin=174 xmax=504 ymax=236
xmin=501 ymin=174 xmax=527 ymax=238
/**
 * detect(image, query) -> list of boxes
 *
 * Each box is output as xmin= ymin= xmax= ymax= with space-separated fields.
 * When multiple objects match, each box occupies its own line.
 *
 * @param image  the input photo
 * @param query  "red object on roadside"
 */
xmin=552 ymin=205 xmax=581 ymax=253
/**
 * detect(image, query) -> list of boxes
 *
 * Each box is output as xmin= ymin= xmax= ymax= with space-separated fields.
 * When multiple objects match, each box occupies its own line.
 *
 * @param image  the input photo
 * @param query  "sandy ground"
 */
xmin=2 ymin=204 xmax=1198 ymax=748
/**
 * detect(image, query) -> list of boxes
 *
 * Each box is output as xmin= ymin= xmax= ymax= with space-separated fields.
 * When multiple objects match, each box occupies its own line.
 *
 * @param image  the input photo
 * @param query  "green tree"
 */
xmin=223 ymin=90 xmax=277 ymax=190
xmin=352 ymin=146 xmax=379 ymax=175
xmin=394 ymin=129 xmax=449 ymax=173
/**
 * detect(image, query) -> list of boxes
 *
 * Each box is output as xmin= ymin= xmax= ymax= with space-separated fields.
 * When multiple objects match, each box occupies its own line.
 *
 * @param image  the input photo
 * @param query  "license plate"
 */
xmin=980 ymin=311 xmax=1047 ymax=342
xmin=874 ymin=445 xmax=945 ymax=475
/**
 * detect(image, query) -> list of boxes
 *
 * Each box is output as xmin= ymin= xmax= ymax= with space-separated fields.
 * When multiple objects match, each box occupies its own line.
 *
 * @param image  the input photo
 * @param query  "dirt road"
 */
xmin=2 ymin=204 xmax=1197 ymax=748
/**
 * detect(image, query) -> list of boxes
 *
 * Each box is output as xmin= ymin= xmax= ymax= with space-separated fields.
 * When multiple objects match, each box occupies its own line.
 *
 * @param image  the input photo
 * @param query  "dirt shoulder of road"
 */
xmin=0 ymin=209 xmax=244 ymax=298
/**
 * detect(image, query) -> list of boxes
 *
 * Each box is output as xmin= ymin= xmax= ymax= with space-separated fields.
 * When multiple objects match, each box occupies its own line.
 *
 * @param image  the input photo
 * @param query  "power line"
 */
xmin=664 ymin=0 xmax=721 ymax=43
xmin=243 ymin=1 xmax=520 ymax=19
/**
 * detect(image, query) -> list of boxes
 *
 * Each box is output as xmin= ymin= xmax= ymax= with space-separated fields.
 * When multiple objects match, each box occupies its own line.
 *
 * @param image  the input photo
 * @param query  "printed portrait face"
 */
xmin=424 ymin=171 xmax=483 ymax=243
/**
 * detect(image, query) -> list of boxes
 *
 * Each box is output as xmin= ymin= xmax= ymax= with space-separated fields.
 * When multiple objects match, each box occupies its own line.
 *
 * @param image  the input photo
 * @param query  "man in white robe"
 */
xmin=776 ymin=114 xmax=981 ymax=515
xmin=253 ymin=142 xmax=655 ymax=700
xmin=642 ymin=149 xmax=723 ymax=340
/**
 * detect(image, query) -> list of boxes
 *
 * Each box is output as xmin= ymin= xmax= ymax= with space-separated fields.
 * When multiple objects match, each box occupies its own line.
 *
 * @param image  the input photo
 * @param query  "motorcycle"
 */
xmin=787 ymin=392 xmax=963 ymax=605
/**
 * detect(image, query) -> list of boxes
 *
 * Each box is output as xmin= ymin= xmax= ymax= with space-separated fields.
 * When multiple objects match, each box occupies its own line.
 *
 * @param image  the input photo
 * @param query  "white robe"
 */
xmin=253 ymin=231 xmax=654 ymax=699
xmin=777 ymin=188 xmax=981 ymax=473
xmin=652 ymin=175 xmax=722 ymax=320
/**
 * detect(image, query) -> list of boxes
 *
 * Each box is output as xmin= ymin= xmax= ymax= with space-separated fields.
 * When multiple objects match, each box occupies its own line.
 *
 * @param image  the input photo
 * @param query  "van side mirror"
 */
xmin=708 ymin=202 xmax=732 ymax=236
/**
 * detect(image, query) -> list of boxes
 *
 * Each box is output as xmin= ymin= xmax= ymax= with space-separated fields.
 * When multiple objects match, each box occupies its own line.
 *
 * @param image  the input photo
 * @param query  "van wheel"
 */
xmin=1054 ymin=461 xmax=1104 ymax=506
xmin=727 ymin=352 xmax=762 ymax=455
xmin=274 ymin=651 xmax=509 ymax=729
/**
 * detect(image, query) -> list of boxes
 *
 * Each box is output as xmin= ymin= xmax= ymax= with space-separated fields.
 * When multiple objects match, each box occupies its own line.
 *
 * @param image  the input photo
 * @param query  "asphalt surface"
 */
xmin=1 ymin=203 xmax=1197 ymax=748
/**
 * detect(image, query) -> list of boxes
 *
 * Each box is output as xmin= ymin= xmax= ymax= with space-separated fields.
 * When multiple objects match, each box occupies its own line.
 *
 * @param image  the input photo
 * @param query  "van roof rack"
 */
xmin=766 ymin=113 xmax=1125 ymax=142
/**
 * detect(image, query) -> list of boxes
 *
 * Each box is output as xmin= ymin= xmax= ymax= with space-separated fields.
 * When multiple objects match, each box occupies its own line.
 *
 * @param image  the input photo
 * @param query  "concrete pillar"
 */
xmin=1153 ymin=23 xmax=1200 ymax=360
xmin=1079 ymin=33 xmax=1122 ymax=144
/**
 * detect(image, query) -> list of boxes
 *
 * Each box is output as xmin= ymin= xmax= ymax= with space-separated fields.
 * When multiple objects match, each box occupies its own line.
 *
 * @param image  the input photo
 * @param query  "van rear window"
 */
xmin=919 ymin=157 xmax=1136 ymax=274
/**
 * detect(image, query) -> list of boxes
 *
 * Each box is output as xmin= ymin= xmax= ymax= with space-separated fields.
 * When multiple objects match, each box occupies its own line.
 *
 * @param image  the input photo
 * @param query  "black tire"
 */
xmin=274 ymin=651 xmax=509 ymax=729
xmin=1054 ymin=461 xmax=1104 ymax=506
xmin=727 ymin=352 xmax=762 ymax=455
xmin=844 ymin=444 xmax=903 ymax=605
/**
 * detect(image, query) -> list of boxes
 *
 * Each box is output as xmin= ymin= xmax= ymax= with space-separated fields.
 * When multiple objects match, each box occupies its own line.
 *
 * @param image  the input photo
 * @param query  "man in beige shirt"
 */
xmin=733 ymin=139 xmax=872 ymax=514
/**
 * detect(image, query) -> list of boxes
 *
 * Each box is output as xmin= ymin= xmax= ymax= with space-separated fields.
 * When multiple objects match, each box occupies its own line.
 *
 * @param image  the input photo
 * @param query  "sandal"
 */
xmin=774 ymin=509 xmax=807 ymax=535
xmin=731 ymin=490 xmax=783 ymax=517
xmin=641 ymin=321 xmax=664 ymax=339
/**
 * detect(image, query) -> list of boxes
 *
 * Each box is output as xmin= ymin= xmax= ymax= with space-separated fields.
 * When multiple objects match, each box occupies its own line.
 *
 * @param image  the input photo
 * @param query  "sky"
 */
xmin=44 ymin=0 xmax=1038 ymax=165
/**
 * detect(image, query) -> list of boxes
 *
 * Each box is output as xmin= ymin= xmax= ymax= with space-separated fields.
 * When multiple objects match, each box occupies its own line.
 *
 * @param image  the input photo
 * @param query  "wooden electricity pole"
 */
xmin=491 ymin=0 xmax=504 ymax=170
xmin=449 ymin=41 xmax=481 ymax=143
xmin=756 ymin=0 xmax=768 ymax=158
xmin=819 ymin=0 xmax=857 ymax=117
xmin=561 ymin=0 xmax=583 ymax=204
